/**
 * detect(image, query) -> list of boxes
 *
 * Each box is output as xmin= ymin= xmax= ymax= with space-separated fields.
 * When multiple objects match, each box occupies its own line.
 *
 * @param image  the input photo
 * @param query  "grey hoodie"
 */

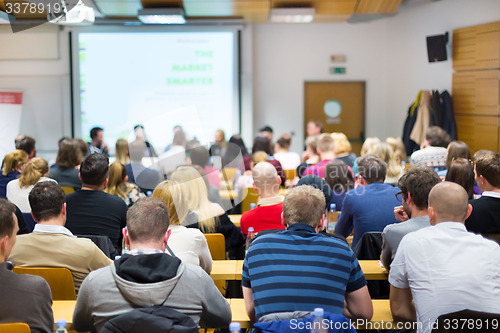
xmin=72 ymin=253 xmax=231 ymax=332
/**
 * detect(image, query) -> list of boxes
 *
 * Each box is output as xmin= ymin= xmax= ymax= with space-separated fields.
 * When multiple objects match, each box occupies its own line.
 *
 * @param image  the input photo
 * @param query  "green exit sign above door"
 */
xmin=330 ymin=67 xmax=346 ymax=74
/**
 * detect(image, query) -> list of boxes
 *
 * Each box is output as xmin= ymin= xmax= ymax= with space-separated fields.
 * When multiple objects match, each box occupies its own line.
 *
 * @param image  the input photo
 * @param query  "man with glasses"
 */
xmin=380 ymin=167 xmax=441 ymax=270
xmin=335 ymin=155 xmax=400 ymax=248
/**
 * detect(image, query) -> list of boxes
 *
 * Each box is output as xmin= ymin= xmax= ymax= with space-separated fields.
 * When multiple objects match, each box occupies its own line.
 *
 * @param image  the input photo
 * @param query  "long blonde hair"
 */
xmin=360 ymin=137 xmax=382 ymax=157
xmin=2 ymin=149 xmax=28 ymax=176
xmin=386 ymin=137 xmax=408 ymax=164
xmin=369 ymin=142 xmax=402 ymax=179
xmin=331 ymin=132 xmax=352 ymax=155
xmin=105 ymin=162 xmax=127 ymax=199
xmin=19 ymin=158 xmax=48 ymax=188
xmin=172 ymin=166 xmax=216 ymax=232
xmin=152 ymin=180 xmax=186 ymax=226
xmin=115 ymin=139 xmax=130 ymax=165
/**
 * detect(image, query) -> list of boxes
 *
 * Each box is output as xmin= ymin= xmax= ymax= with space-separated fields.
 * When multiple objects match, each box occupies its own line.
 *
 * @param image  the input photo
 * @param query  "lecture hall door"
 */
xmin=304 ymin=81 xmax=365 ymax=155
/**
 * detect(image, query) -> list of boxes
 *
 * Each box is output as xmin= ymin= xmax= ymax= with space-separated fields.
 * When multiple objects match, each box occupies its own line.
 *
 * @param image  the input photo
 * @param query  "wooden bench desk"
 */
xmin=228 ymin=214 xmax=241 ymax=227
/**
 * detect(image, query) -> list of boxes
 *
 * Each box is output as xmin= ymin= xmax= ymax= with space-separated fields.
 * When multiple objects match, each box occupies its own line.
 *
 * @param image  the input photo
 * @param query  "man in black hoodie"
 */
xmin=73 ymin=197 xmax=231 ymax=332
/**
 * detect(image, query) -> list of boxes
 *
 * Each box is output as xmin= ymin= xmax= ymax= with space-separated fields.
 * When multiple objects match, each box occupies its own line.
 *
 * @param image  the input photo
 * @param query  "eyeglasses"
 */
xmin=395 ymin=191 xmax=403 ymax=202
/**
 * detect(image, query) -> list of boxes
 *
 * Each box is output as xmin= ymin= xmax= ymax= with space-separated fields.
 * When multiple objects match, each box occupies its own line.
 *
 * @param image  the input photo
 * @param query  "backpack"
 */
xmin=100 ymin=305 xmax=199 ymax=333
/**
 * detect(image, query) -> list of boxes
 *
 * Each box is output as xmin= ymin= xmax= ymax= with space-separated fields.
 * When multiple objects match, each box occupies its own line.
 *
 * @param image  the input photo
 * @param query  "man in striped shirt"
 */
xmin=242 ymin=185 xmax=373 ymax=322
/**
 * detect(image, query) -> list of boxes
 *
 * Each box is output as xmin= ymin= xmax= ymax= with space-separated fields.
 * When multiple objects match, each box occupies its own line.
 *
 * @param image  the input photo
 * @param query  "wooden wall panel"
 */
xmin=355 ymin=0 xmax=402 ymax=14
xmin=452 ymin=70 xmax=500 ymax=116
xmin=456 ymin=115 xmax=499 ymax=154
xmin=453 ymin=21 xmax=500 ymax=71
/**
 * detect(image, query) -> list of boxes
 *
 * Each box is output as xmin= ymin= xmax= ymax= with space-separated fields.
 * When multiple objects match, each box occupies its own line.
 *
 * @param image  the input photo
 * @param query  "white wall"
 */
xmin=252 ymin=0 xmax=500 ymax=154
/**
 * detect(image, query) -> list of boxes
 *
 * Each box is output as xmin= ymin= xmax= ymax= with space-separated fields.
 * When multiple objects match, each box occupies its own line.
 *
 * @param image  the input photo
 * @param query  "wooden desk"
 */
xmin=228 ymin=298 xmax=395 ymax=330
xmin=228 ymin=214 xmax=241 ymax=227
xmin=219 ymin=189 xmax=237 ymax=201
xmin=53 ymin=300 xmax=75 ymax=331
xmin=211 ymin=260 xmax=388 ymax=281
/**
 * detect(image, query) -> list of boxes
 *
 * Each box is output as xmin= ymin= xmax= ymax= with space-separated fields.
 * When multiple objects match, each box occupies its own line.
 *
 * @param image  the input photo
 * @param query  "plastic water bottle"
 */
xmin=326 ymin=203 xmax=337 ymax=233
xmin=229 ymin=322 xmax=241 ymax=333
xmin=245 ymin=227 xmax=255 ymax=252
xmin=311 ymin=308 xmax=327 ymax=333
xmin=250 ymin=203 xmax=256 ymax=210
xmin=56 ymin=319 xmax=68 ymax=333
xmin=401 ymin=161 xmax=406 ymax=170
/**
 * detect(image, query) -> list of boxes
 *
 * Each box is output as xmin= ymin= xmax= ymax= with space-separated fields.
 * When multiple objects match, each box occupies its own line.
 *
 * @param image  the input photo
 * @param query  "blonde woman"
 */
xmin=368 ymin=142 xmax=404 ymax=185
xmin=115 ymin=139 xmax=130 ymax=165
xmin=6 ymin=158 xmax=56 ymax=213
xmin=172 ymin=166 xmax=245 ymax=257
xmin=385 ymin=137 xmax=408 ymax=165
xmin=209 ymin=129 xmax=227 ymax=157
xmin=152 ymin=180 xmax=212 ymax=273
xmin=105 ymin=162 xmax=143 ymax=207
xmin=0 ymin=149 xmax=28 ymax=198
xmin=331 ymin=132 xmax=357 ymax=168
xmin=353 ymin=137 xmax=382 ymax=175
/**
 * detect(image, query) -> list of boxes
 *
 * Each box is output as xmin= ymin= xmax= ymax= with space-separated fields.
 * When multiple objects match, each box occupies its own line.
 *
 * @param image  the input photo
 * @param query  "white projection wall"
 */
xmin=75 ymin=31 xmax=238 ymax=152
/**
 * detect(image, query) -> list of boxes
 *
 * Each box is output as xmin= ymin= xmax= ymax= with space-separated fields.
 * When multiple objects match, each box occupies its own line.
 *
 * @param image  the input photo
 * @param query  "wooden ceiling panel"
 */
xmin=183 ymin=1 xmax=269 ymax=17
xmin=271 ymin=0 xmax=357 ymax=16
xmin=355 ymin=0 xmax=402 ymax=14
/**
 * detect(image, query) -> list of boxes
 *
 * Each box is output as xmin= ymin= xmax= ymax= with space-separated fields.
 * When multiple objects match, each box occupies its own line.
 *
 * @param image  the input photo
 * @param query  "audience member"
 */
xmin=369 ymin=142 xmax=403 ymax=184
xmin=0 ymin=199 xmax=53 ymax=333
xmin=49 ymin=139 xmax=83 ymax=190
xmin=128 ymin=140 xmax=162 ymax=193
xmin=385 ymin=137 xmax=408 ymax=166
xmin=158 ymin=130 xmax=187 ymax=176
xmin=0 ymin=149 xmax=27 ymax=198
xmin=465 ymin=150 xmax=500 ymax=235
xmin=246 ymin=135 xmax=285 ymax=184
xmin=259 ymin=125 xmax=274 ymax=142
xmin=273 ymin=134 xmax=300 ymax=170
xmin=306 ymin=120 xmax=323 ymax=137
xmin=9 ymin=181 xmax=112 ymax=293
xmin=380 ymin=167 xmax=441 ymax=270
xmin=234 ymin=151 xmax=266 ymax=192
xmin=133 ymin=124 xmax=157 ymax=157
xmin=335 ymin=155 xmax=400 ymax=248
xmin=240 ymin=162 xmax=285 ymax=236
xmin=7 ymin=157 xmax=56 ymax=213
xmin=73 ymin=138 xmax=89 ymax=160
xmin=325 ymin=159 xmax=354 ymax=211
xmin=87 ymin=127 xmax=109 ymax=156
xmin=209 ymin=129 xmax=227 ymax=158
xmin=190 ymin=145 xmax=220 ymax=190
xmin=15 ymin=135 xmax=37 ymax=160
xmin=115 ymin=138 xmax=130 ymax=165
xmin=223 ymin=134 xmax=249 ymax=169
xmin=297 ymin=135 xmax=320 ymax=178
xmin=242 ymin=185 xmax=372 ymax=322
xmin=303 ymin=133 xmax=336 ymax=178
xmin=72 ymin=198 xmax=231 ymax=332
xmin=331 ymin=132 xmax=356 ymax=168
xmin=173 ymin=166 xmax=245 ymax=257
xmin=445 ymin=158 xmax=475 ymax=200
xmin=105 ymin=162 xmax=144 ymax=207
xmin=152 ymin=180 xmax=212 ymax=273
xmin=296 ymin=175 xmax=332 ymax=210
xmin=410 ymin=126 xmax=451 ymax=170
xmin=65 ymin=153 xmax=128 ymax=248
xmin=389 ymin=182 xmax=500 ymax=333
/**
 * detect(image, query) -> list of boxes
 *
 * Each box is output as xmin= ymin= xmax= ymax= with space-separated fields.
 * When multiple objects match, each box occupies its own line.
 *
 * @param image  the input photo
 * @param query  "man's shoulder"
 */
xmin=252 ymin=229 xmax=350 ymax=249
xmin=470 ymin=195 xmax=500 ymax=208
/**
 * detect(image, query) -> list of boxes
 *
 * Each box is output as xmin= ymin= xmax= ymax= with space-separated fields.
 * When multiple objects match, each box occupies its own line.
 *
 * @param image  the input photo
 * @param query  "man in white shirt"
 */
xmin=389 ymin=182 xmax=500 ymax=333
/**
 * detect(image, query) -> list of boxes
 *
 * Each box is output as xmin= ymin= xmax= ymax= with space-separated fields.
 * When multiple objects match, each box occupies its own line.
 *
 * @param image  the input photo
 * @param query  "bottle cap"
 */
xmin=330 ymin=203 xmax=336 ymax=211
xmin=250 ymin=203 xmax=256 ymax=209
xmin=56 ymin=319 xmax=67 ymax=328
xmin=229 ymin=322 xmax=241 ymax=332
xmin=314 ymin=308 xmax=324 ymax=317
xmin=248 ymin=227 xmax=254 ymax=232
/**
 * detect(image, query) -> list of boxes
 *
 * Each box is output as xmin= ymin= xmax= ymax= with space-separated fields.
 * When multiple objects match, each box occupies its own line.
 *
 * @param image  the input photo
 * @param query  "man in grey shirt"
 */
xmin=380 ymin=167 xmax=441 ymax=270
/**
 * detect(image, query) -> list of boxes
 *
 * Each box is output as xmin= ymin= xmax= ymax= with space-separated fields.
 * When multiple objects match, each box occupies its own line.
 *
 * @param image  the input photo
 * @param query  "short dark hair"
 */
xmin=28 ymin=181 xmax=65 ymax=221
xmin=90 ymin=127 xmax=103 ymax=140
xmin=16 ymin=135 xmax=36 ymax=155
xmin=189 ymin=145 xmax=210 ymax=167
xmin=474 ymin=150 xmax=500 ymax=188
xmin=426 ymin=126 xmax=451 ymax=148
xmin=260 ymin=125 xmax=273 ymax=133
xmin=357 ymin=155 xmax=387 ymax=184
xmin=277 ymin=134 xmax=292 ymax=149
xmin=133 ymin=124 xmax=144 ymax=130
xmin=398 ymin=167 xmax=441 ymax=209
xmin=252 ymin=135 xmax=273 ymax=155
xmin=127 ymin=198 xmax=170 ymax=243
xmin=0 ymin=199 xmax=16 ymax=237
xmin=80 ymin=153 xmax=109 ymax=186
xmin=325 ymin=159 xmax=355 ymax=194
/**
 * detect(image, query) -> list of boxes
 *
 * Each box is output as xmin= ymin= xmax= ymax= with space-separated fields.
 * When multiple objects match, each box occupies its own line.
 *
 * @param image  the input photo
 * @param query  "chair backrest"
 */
xmin=241 ymin=187 xmax=259 ymax=213
xmin=13 ymin=267 xmax=76 ymax=300
xmin=60 ymin=185 xmax=75 ymax=195
xmin=221 ymin=168 xmax=238 ymax=183
xmin=21 ymin=213 xmax=36 ymax=233
xmin=0 ymin=323 xmax=31 ymax=333
xmin=284 ymin=169 xmax=297 ymax=181
xmin=204 ymin=233 xmax=225 ymax=260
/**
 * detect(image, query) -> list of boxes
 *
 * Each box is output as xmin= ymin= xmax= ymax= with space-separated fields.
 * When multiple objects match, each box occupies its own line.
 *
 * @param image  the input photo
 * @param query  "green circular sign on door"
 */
xmin=324 ymin=99 xmax=341 ymax=118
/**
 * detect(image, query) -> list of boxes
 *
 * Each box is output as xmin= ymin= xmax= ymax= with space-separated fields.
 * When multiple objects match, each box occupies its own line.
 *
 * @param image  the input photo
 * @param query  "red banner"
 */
xmin=0 ymin=91 xmax=23 ymax=105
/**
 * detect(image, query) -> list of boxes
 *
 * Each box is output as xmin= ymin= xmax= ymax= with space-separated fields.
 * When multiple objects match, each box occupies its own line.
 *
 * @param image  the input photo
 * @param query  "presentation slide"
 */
xmin=76 ymin=31 xmax=237 ymax=153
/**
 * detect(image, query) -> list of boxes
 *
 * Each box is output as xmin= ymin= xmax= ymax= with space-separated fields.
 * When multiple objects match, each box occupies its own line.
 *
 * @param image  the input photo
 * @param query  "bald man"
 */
xmin=240 ymin=162 xmax=285 ymax=236
xmin=389 ymin=182 xmax=500 ymax=333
